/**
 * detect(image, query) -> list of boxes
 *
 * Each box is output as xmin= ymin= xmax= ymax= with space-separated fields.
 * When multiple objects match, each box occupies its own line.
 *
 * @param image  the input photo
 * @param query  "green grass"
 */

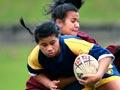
xmin=0 ymin=0 xmax=120 ymax=89
xmin=0 ymin=44 xmax=34 ymax=90
xmin=0 ymin=0 xmax=120 ymax=25
xmin=0 ymin=0 xmax=52 ymax=24
xmin=80 ymin=0 xmax=120 ymax=24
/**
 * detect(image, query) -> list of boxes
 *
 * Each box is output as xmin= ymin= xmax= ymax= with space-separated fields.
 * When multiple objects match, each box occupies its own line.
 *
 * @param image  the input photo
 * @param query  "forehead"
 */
xmin=65 ymin=11 xmax=79 ymax=19
xmin=39 ymin=35 xmax=58 ymax=44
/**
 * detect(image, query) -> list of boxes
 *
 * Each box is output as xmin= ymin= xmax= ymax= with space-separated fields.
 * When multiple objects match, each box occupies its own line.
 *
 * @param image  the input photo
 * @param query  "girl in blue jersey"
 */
xmin=24 ymin=2 xmax=99 ymax=89
xmin=21 ymin=0 xmax=120 ymax=89
xmin=25 ymin=21 xmax=120 ymax=90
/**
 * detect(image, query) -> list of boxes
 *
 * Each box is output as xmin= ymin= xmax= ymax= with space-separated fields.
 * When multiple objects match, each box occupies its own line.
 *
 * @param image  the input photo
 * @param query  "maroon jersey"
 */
xmin=106 ymin=45 xmax=120 ymax=72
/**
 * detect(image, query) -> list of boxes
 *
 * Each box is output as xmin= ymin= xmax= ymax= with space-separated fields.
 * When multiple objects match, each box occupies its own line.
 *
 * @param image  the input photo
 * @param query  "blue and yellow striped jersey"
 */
xmin=27 ymin=35 xmax=117 ymax=78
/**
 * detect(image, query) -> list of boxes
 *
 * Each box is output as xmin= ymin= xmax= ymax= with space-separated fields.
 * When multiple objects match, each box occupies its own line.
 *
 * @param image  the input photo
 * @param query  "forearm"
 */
xmin=97 ymin=57 xmax=112 ymax=77
xmin=34 ymin=74 xmax=51 ymax=88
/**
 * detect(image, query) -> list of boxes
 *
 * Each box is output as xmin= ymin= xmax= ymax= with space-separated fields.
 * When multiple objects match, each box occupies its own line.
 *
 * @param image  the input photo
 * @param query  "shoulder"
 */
xmin=64 ymin=37 xmax=94 ymax=47
xmin=59 ymin=35 xmax=79 ymax=45
xmin=77 ymin=31 xmax=99 ymax=44
xmin=28 ymin=45 xmax=40 ymax=61
xmin=63 ymin=37 xmax=94 ymax=55
xmin=28 ymin=45 xmax=42 ymax=69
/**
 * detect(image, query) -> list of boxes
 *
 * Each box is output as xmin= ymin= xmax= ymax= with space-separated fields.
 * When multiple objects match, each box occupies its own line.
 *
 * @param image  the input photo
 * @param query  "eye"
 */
xmin=41 ymin=43 xmax=47 ymax=47
xmin=50 ymin=40 xmax=56 ymax=45
xmin=71 ymin=19 xmax=76 ymax=23
xmin=71 ymin=18 xmax=79 ymax=23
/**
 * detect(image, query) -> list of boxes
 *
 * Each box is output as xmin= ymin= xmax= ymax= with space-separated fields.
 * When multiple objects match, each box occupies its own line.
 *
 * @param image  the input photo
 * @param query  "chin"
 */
xmin=47 ymin=54 xmax=56 ymax=58
xmin=71 ymin=32 xmax=77 ymax=35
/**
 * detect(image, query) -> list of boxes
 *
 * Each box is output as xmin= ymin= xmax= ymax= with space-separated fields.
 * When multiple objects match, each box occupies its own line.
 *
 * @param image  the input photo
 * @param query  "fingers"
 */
xmin=53 ymin=80 xmax=60 ymax=83
xmin=51 ymin=88 xmax=60 ymax=90
xmin=53 ymin=80 xmax=60 ymax=86
xmin=78 ymin=74 xmax=90 ymax=85
xmin=78 ymin=74 xmax=94 ymax=86
xmin=50 ymin=80 xmax=60 ymax=90
xmin=79 ymin=79 xmax=87 ymax=85
xmin=50 ymin=85 xmax=60 ymax=90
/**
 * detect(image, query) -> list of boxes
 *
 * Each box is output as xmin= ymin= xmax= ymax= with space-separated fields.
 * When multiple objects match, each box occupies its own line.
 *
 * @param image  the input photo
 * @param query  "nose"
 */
xmin=75 ymin=22 xmax=79 ymax=28
xmin=47 ymin=45 xmax=53 ymax=52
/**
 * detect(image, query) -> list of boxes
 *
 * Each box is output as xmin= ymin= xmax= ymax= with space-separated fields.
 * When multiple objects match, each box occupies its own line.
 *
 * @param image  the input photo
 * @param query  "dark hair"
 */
xmin=49 ymin=0 xmax=84 ymax=11
xmin=63 ymin=0 xmax=85 ymax=9
xmin=51 ymin=3 xmax=78 ymax=21
xmin=20 ymin=18 xmax=59 ymax=43
xmin=34 ymin=21 xmax=60 ymax=43
xmin=48 ymin=0 xmax=81 ymax=21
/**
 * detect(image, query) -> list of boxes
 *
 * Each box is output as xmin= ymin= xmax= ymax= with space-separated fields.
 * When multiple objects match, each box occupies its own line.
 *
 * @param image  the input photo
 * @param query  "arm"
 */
xmin=79 ymin=44 xmax=114 ymax=86
xmin=97 ymin=57 xmax=112 ymax=78
xmin=27 ymin=46 xmax=60 ymax=90
xmin=79 ymin=56 xmax=113 ymax=86
xmin=34 ymin=74 xmax=60 ymax=90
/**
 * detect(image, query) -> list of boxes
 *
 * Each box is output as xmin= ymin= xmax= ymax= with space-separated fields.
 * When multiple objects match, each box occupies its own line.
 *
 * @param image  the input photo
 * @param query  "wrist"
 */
xmin=96 ymin=72 xmax=103 ymax=80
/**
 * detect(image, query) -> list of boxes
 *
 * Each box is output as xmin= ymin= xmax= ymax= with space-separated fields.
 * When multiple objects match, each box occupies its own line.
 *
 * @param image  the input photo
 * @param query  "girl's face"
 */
xmin=57 ymin=11 xmax=80 ymax=35
xmin=38 ymin=35 xmax=60 ymax=58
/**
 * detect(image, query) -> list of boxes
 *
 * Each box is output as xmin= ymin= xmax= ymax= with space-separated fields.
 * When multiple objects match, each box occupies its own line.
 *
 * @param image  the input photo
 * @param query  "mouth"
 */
xmin=72 ymin=28 xmax=79 ymax=32
xmin=48 ymin=52 xmax=56 ymax=57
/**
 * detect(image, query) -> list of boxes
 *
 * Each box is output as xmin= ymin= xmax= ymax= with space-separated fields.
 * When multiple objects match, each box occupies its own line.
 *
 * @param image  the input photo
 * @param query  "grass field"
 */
xmin=0 ymin=0 xmax=52 ymax=24
xmin=0 ymin=44 xmax=34 ymax=90
xmin=0 ymin=0 xmax=120 ymax=24
xmin=0 ymin=0 xmax=120 ymax=90
xmin=80 ymin=0 xmax=120 ymax=24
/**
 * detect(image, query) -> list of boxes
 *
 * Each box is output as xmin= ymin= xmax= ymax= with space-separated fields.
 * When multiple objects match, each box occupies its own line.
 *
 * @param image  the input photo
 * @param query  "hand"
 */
xmin=78 ymin=73 xmax=101 ymax=87
xmin=47 ymin=80 xmax=60 ymax=90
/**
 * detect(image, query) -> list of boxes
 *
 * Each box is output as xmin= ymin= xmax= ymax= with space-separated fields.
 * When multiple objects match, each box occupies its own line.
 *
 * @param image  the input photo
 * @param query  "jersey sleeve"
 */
xmin=64 ymin=38 xmax=114 ymax=61
xmin=27 ymin=45 xmax=43 ymax=76
xmin=64 ymin=38 xmax=94 ymax=55
xmin=89 ymin=44 xmax=114 ymax=61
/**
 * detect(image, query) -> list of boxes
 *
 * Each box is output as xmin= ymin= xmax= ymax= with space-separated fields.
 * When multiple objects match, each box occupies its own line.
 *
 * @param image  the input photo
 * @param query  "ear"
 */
xmin=55 ymin=19 xmax=64 ymax=28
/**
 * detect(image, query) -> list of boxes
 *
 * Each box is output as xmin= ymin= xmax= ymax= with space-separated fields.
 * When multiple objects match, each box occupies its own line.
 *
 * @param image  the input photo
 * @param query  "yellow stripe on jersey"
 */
xmin=82 ymin=86 xmax=94 ymax=90
xmin=28 ymin=45 xmax=43 ymax=70
xmin=95 ymin=76 xmax=120 ymax=88
xmin=82 ymin=76 xmax=120 ymax=90
xmin=64 ymin=38 xmax=94 ymax=55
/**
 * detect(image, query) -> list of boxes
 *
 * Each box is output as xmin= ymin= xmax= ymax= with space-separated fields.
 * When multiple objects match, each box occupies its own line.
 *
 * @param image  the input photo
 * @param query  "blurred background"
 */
xmin=0 ymin=0 xmax=120 ymax=90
